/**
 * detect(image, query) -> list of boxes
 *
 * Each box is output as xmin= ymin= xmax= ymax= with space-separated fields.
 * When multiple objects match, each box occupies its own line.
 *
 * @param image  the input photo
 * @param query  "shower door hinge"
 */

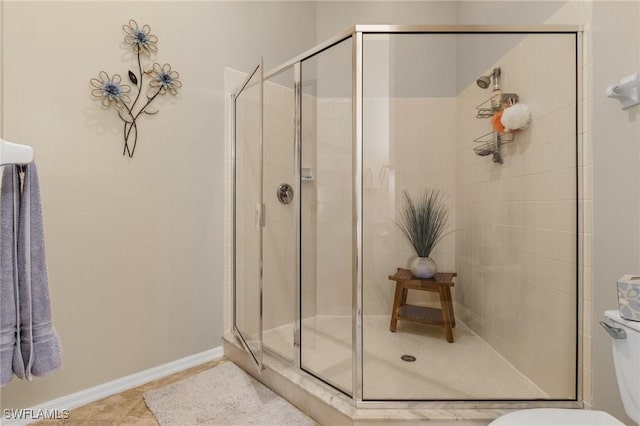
xmin=255 ymin=203 xmax=266 ymax=228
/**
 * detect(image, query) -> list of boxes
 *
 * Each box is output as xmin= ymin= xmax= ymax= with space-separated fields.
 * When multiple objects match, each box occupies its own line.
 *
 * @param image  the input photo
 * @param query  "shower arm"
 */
xmin=492 ymin=67 xmax=501 ymax=90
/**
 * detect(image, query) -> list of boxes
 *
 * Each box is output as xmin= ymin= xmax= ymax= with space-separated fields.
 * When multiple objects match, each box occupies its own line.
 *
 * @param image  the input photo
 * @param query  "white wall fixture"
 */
xmin=606 ymin=73 xmax=640 ymax=110
xmin=0 ymin=139 xmax=34 ymax=166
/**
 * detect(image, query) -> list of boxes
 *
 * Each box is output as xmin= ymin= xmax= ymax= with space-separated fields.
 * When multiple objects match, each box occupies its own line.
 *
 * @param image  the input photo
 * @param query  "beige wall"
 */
xmin=592 ymin=1 xmax=640 ymax=424
xmin=1 ymin=0 xmax=316 ymax=409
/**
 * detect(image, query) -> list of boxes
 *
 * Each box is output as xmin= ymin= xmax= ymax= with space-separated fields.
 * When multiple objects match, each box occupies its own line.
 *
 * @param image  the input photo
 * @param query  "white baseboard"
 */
xmin=2 ymin=346 xmax=223 ymax=426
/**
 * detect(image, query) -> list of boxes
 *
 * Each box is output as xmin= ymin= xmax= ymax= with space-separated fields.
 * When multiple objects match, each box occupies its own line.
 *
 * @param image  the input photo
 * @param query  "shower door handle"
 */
xmin=255 ymin=203 xmax=265 ymax=228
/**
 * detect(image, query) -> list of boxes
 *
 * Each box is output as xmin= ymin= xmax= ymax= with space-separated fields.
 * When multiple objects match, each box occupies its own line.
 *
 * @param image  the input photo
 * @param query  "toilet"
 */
xmin=490 ymin=309 xmax=639 ymax=426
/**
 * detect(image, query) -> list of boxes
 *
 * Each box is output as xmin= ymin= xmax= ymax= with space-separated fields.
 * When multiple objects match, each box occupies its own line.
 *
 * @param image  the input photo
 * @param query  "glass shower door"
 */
xmin=233 ymin=59 xmax=264 ymax=372
xmin=300 ymin=37 xmax=353 ymax=395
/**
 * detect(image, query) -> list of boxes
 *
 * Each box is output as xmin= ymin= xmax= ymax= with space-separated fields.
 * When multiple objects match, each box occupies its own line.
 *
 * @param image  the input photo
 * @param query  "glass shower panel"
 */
xmin=362 ymin=33 xmax=577 ymax=400
xmin=233 ymin=61 xmax=264 ymax=371
xmin=262 ymin=67 xmax=297 ymax=363
xmin=300 ymin=37 xmax=353 ymax=395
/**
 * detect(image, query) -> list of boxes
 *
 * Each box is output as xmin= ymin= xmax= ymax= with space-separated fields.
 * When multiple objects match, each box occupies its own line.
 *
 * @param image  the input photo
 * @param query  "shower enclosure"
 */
xmin=230 ymin=25 xmax=582 ymax=407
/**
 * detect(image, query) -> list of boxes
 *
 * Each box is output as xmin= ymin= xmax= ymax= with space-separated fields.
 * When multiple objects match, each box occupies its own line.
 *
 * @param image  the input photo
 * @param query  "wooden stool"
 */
xmin=388 ymin=268 xmax=457 ymax=342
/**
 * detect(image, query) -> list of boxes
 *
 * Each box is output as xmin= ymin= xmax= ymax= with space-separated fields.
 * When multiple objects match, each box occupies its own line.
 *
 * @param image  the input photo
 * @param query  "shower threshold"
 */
xmin=222 ymin=335 xmax=580 ymax=426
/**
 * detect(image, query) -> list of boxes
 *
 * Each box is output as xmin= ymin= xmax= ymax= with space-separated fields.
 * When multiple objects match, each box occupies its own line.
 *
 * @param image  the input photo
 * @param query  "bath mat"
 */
xmin=144 ymin=361 xmax=316 ymax=426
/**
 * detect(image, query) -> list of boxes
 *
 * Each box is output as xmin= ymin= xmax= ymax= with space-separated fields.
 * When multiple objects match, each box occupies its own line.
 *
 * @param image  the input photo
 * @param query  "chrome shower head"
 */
xmin=476 ymin=75 xmax=491 ymax=89
xmin=476 ymin=68 xmax=501 ymax=90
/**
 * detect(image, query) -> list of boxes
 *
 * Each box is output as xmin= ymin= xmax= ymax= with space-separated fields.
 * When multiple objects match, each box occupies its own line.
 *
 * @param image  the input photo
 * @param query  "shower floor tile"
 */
xmin=263 ymin=315 xmax=547 ymax=400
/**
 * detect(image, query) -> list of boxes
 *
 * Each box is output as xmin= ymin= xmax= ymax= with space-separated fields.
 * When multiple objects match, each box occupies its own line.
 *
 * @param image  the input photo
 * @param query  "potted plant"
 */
xmin=397 ymin=188 xmax=450 ymax=278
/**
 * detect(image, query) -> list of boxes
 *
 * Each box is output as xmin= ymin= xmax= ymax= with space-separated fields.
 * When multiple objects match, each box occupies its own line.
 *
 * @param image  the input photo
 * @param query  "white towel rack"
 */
xmin=0 ymin=139 xmax=34 ymax=166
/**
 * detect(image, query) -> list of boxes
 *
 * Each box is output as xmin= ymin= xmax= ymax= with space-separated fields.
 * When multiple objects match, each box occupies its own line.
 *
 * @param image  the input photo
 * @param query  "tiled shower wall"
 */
xmin=363 ymin=97 xmax=457 ymax=316
xmin=224 ymin=83 xmax=458 ymax=322
xmin=311 ymin=98 xmax=353 ymax=317
xmin=454 ymin=34 xmax=579 ymax=398
xmin=314 ymin=96 xmax=457 ymax=317
xmin=262 ymin=79 xmax=297 ymax=332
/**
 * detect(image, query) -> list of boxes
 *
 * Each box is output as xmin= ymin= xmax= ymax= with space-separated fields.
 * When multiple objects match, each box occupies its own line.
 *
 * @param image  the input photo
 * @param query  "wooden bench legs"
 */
xmin=438 ymin=288 xmax=454 ymax=343
xmin=389 ymin=283 xmax=404 ymax=332
xmin=389 ymin=282 xmax=455 ymax=343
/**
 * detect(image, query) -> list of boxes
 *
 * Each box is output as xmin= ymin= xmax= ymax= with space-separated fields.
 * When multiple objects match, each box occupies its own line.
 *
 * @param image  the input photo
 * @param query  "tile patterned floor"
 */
xmin=32 ymin=358 xmax=226 ymax=426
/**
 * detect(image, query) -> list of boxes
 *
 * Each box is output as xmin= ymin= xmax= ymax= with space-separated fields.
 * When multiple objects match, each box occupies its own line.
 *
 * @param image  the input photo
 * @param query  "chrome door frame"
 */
xmin=231 ymin=59 xmax=265 ymax=373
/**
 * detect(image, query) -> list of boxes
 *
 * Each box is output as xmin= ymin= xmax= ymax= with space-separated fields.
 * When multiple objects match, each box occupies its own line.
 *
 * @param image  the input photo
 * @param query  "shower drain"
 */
xmin=401 ymin=354 xmax=416 ymax=362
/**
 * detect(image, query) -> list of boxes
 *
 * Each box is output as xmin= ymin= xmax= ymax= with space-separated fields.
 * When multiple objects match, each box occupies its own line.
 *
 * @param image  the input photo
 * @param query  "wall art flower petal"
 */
xmin=123 ymin=20 xmax=159 ymax=55
xmin=90 ymin=20 xmax=180 ymax=158
xmin=149 ymin=63 xmax=182 ymax=95
xmin=90 ymin=72 xmax=132 ymax=109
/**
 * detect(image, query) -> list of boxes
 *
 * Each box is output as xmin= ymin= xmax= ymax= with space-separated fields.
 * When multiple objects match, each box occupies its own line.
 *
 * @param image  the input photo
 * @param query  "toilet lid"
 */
xmin=489 ymin=408 xmax=624 ymax=426
xmin=605 ymin=309 xmax=640 ymax=332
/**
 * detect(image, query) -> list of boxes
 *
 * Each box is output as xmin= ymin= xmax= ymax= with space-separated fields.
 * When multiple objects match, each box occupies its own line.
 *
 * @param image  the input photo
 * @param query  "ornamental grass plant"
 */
xmin=397 ymin=189 xmax=450 ymax=258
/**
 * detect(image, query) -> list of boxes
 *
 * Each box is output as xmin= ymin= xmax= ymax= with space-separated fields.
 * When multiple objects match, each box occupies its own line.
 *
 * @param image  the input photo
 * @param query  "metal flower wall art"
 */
xmin=90 ymin=20 xmax=181 ymax=158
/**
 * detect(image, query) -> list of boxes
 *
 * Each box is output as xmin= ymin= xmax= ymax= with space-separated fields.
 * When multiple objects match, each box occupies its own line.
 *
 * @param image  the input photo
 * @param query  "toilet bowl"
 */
xmin=490 ymin=309 xmax=639 ymax=426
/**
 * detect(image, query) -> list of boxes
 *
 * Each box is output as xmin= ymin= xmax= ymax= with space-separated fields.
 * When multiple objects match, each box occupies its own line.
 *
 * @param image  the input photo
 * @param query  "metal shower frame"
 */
xmin=235 ymin=24 xmax=584 ymax=410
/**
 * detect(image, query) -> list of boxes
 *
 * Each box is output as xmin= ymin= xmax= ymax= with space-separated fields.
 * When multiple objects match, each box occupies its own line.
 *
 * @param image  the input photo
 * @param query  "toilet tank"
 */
xmin=604 ymin=310 xmax=640 ymax=424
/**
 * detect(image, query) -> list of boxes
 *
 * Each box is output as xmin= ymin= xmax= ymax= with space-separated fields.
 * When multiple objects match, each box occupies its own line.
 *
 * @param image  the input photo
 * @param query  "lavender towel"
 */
xmin=0 ymin=166 xmax=20 ymax=385
xmin=0 ymin=164 xmax=61 ymax=386
xmin=15 ymin=164 xmax=61 ymax=379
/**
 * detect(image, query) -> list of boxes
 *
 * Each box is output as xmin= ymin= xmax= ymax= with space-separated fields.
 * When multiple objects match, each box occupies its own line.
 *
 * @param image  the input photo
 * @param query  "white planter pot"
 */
xmin=410 ymin=256 xmax=437 ymax=279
